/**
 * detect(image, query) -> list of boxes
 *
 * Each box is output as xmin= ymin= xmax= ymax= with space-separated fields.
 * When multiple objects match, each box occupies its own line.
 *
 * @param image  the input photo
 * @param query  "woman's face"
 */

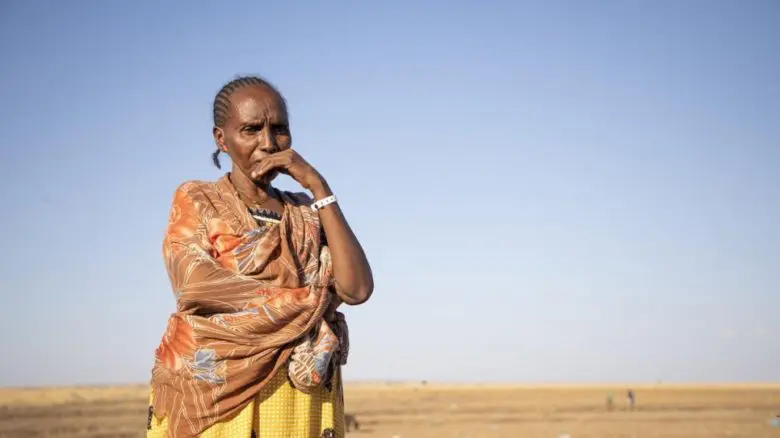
xmin=213 ymin=85 xmax=291 ymax=185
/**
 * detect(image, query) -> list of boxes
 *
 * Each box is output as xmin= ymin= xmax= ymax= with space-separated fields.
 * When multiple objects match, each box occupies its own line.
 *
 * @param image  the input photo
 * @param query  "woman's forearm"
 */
xmin=311 ymin=180 xmax=374 ymax=305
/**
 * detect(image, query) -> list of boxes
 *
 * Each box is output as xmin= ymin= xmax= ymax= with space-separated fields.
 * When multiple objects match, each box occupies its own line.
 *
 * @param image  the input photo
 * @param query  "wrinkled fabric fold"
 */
xmin=150 ymin=175 xmax=348 ymax=438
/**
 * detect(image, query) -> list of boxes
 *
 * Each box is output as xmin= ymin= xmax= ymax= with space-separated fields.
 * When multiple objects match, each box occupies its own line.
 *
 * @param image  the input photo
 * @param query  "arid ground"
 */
xmin=0 ymin=382 xmax=778 ymax=437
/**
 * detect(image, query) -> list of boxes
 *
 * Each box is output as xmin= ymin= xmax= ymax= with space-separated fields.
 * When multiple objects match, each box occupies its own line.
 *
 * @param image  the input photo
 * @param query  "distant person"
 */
xmin=627 ymin=389 xmax=636 ymax=410
xmin=606 ymin=392 xmax=614 ymax=411
xmin=345 ymin=414 xmax=360 ymax=432
xmin=146 ymin=76 xmax=374 ymax=438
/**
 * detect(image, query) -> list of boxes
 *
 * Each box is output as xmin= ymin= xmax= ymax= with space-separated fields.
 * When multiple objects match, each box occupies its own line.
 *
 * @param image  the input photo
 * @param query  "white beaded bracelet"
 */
xmin=311 ymin=195 xmax=337 ymax=211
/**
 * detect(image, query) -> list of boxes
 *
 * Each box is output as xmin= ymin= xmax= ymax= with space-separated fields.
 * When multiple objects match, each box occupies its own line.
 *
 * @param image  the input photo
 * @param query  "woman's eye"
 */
xmin=244 ymin=124 xmax=263 ymax=133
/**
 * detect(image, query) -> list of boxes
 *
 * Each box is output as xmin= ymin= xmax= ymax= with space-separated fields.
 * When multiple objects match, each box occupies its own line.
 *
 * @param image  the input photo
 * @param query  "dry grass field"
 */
xmin=0 ymin=382 xmax=778 ymax=437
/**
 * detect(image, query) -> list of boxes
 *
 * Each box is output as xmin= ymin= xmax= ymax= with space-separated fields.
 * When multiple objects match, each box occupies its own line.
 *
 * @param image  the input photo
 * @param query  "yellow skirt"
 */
xmin=147 ymin=368 xmax=345 ymax=438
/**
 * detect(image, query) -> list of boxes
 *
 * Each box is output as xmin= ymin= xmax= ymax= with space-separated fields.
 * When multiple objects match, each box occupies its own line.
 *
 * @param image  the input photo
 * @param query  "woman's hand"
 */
xmin=251 ymin=150 xmax=324 ymax=192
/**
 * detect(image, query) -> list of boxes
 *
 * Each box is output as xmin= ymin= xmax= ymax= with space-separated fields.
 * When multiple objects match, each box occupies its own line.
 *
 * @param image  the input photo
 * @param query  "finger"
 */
xmin=252 ymin=154 xmax=289 ymax=179
xmin=251 ymin=157 xmax=279 ymax=180
xmin=269 ymin=149 xmax=294 ymax=159
xmin=271 ymin=150 xmax=295 ymax=172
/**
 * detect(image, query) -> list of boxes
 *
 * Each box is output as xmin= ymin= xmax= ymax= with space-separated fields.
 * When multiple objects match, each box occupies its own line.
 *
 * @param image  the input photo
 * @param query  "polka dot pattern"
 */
xmin=147 ymin=368 xmax=344 ymax=438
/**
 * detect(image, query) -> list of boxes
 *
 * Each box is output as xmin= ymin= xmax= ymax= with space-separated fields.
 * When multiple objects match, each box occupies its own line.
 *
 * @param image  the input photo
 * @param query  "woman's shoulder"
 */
xmin=168 ymin=179 xmax=226 ymax=211
xmin=173 ymin=179 xmax=215 ymax=195
xmin=172 ymin=177 xmax=226 ymax=198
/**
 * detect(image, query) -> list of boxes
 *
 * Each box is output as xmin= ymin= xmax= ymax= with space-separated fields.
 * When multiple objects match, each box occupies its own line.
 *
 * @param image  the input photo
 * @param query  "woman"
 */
xmin=147 ymin=76 xmax=373 ymax=438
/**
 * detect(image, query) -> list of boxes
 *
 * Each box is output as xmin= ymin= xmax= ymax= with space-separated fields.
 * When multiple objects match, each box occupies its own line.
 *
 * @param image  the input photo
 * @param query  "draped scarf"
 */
xmin=150 ymin=175 xmax=347 ymax=437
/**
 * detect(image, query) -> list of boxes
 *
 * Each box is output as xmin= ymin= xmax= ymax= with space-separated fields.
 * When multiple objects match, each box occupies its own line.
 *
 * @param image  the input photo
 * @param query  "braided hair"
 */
xmin=211 ymin=76 xmax=287 ymax=169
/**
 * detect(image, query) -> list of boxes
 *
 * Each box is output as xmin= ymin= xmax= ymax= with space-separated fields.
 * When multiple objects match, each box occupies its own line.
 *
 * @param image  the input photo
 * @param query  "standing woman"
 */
xmin=147 ymin=76 xmax=373 ymax=438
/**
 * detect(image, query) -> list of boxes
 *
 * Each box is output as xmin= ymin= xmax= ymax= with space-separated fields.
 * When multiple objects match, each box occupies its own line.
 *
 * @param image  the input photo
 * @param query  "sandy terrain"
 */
xmin=0 ymin=382 xmax=778 ymax=437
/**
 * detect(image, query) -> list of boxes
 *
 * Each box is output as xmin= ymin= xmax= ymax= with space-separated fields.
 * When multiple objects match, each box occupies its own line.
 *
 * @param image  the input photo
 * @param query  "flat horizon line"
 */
xmin=2 ymin=380 xmax=779 ymax=391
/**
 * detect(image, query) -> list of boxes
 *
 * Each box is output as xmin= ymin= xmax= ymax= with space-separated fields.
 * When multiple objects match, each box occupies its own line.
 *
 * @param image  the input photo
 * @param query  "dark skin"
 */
xmin=212 ymin=84 xmax=374 ymax=306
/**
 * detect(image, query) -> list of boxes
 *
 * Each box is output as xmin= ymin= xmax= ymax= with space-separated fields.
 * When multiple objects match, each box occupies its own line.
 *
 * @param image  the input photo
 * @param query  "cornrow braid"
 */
xmin=212 ymin=149 xmax=222 ymax=169
xmin=211 ymin=75 xmax=288 ymax=168
xmin=212 ymin=75 xmax=286 ymax=127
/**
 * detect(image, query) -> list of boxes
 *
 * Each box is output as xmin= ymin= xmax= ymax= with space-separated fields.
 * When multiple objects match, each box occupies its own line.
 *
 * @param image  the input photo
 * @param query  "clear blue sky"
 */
xmin=0 ymin=1 xmax=777 ymax=387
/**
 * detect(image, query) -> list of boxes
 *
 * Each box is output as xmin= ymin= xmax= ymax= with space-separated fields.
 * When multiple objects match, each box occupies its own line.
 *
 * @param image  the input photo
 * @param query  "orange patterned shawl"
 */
xmin=151 ymin=175 xmax=345 ymax=437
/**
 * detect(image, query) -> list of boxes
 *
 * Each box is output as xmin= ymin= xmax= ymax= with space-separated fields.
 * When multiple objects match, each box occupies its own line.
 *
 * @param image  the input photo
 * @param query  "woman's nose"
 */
xmin=259 ymin=128 xmax=278 ymax=152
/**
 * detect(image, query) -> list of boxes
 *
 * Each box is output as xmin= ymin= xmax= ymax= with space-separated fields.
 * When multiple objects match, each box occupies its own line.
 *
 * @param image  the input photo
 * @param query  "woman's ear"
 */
xmin=212 ymin=126 xmax=228 ymax=152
